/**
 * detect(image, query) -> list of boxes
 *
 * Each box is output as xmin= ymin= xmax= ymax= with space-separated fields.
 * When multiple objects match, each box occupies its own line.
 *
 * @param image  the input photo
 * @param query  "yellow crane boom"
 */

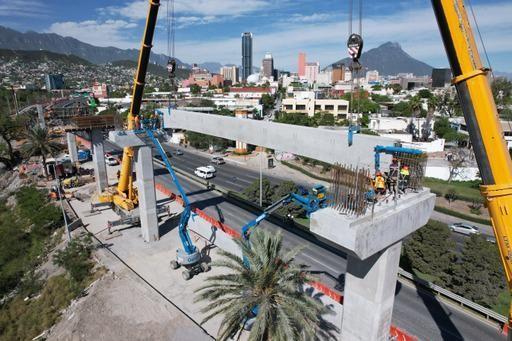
xmin=99 ymin=0 xmax=160 ymax=210
xmin=433 ymin=0 xmax=512 ymax=330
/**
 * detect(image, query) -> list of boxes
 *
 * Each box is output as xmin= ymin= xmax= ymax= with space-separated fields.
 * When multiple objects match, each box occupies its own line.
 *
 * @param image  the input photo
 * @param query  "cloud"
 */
xmin=47 ymin=20 xmax=139 ymax=49
xmin=0 ymin=0 xmax=48 ymax=18
xmin=154 ymin=1 xmax=512 ymax=71
xmin=103 ymin=0 xmax=271 ymax=21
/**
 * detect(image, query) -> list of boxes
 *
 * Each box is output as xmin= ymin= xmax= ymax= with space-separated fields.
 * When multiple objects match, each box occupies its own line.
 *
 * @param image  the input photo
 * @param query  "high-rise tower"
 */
xmin=241 ymin=32 xmax=253 ymax=82
xmin=261 ymin=52 xmax=274 ymax=79
xmin=298 ymin=52 xmax=306 ymax=77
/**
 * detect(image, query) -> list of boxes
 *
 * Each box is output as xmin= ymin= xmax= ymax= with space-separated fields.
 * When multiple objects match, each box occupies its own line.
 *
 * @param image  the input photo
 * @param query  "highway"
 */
xmin=104 ymin=140 xmax=504 ymax=340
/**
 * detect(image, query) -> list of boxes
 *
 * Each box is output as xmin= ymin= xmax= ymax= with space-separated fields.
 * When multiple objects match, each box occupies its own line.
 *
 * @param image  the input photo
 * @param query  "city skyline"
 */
xmin=0 ymin=0 xmax=510 ymax=72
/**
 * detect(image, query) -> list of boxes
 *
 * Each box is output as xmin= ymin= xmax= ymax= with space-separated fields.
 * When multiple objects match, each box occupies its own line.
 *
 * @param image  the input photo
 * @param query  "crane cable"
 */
xmin=347 ymin=0 xmax=363 ymax=129
xmin=166 ymin=0 xmax=177 ymax=110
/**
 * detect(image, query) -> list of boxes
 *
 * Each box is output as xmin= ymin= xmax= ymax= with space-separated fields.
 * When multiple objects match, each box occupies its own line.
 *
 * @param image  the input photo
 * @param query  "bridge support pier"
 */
xmin=311 ymin=189 xmax=435 ymax=341
xmin=135 ymin=146 xmax=159 ymax=242
xmin=91 ymin=129 xmax=108 ymax=193
xmin=66 ymin=132 xmax=78 ymax=163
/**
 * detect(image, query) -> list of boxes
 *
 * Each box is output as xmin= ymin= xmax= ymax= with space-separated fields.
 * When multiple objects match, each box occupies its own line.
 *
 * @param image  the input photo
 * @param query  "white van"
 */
xmin=194 ymin=166 xmax=214 ymax=179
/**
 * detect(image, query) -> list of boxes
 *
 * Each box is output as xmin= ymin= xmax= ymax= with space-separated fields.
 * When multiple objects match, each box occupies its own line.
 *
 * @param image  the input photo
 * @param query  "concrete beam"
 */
xmin=162 ymin=109 xmax=395 ymax=168
xmin=135 ymin=146 xmax=159 ymax=242
xmin=108 ymin=130 xmax=146 ymax=148
xmin=91 ymin=130 xmax=108 ymax=193
xmin=310 ymin=189 xmax=435 ymax=260
xmin=36 ymin=105 xmax=45 ymax=128
xmin=66 ymin=132 xmax=78 ymax=163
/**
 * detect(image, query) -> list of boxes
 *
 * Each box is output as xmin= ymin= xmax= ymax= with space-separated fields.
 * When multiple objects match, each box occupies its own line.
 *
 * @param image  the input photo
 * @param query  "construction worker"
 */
xmin=374 ymin=171 xmax=386 ymax=195
xmin=399 ymin=165 xmax=410 ymax=191
xmin=388 ymin=157 xmax=399 ymax=195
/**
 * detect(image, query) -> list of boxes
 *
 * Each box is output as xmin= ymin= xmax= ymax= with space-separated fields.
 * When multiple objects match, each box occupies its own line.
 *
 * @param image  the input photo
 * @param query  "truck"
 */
xmin=77 ymin=149 xmax=91 ymax=162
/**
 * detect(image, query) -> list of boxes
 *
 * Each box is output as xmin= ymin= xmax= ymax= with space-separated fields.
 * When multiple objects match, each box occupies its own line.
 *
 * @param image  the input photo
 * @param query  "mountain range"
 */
xmin=331 ymin=42 xmax=433 ymax=76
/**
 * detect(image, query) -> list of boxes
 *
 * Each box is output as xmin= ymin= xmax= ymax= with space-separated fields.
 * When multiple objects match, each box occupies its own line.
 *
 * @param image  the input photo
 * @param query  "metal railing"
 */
xmin=397 ymin=268 xmax=507 ymax=325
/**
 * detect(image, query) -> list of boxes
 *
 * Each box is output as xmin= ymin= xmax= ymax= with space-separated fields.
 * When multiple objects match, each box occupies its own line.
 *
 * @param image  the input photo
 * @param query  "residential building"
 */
xmin=298 ymin=52 xmax=306 ymax=78
xmin=316 ymin=71 xmax=332 ymax=85
xmin=332 ymin=63 xmax=345 ymax=83
xmin=281 ymin=97 xmax=349 ymax=118
xmin=220 ymin=66 xmax=239 ymax=84
xmin=261 ymin=53 xmax=274 ymax=79
xmin=432 ymin=68 xmax=452 ymax=88
xmin=45 ymin=74 xmax=64 ymax=90
xmin=241 ymin=32 xmax=253 ymax=82
xmin=92 ymin=82 xmax=108 ymax=98
xmin=305 ymin=62 xmax=320 ymax=83
xmin=183 ymin=66 xmax=224 ymax=88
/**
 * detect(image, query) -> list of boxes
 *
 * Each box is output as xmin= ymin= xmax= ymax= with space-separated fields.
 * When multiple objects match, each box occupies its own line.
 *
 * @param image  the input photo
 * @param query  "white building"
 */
xmin=304 ymin=62 xmax=320 ymax=84
xmin=316 ymin=70 xmax=333 ymax=85
xmin=366 ymin=70 xmax=379 ymax=83
xmin=281 ymin=98 xmax=349 ymax=118
xmin=220 ymin=66 xmax=239 ymax=84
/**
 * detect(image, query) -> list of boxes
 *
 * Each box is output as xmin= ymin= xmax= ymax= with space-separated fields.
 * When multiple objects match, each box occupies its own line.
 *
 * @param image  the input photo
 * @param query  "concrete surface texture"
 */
xmin=91 ymin=129 xmax=108 ymax=192
xmin=310 ymin=189 xmax=436 ymax=260
xmin=66 ymin=132 xmax=78 ymax=163
xmin=108 ymin=130 xmax=146 ymax=148
xmin=66 ymin=183 xmax=342 ymax=340
xmin=162 ymin=108 xmax=395 ymax=169
xmin=341 ymin=242 xmax=402 ymax=341
xmin=135 ymin=146 xmax=159 ymax=242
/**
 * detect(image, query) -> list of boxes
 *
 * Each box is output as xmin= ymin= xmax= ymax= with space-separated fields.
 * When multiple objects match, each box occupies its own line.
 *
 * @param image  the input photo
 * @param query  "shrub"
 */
xmin=53 ymin=235 xmax=93 ymax=289
xmin=444 ymin=188 xmax=458 ymax=205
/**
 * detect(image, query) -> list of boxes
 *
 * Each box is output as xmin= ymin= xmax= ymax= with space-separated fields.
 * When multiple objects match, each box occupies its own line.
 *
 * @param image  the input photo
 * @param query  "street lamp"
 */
xmin=50 ymin=163 xmax=71 ymax=242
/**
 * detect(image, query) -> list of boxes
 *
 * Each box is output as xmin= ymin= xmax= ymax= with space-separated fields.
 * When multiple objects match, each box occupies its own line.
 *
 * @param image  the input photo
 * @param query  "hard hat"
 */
xmin=376 ymin=171 xmax=382 ymax=176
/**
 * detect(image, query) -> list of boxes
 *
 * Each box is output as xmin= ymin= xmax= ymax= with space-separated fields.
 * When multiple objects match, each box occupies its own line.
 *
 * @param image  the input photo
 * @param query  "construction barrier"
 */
xmin=155 ymin=183 xmax=417 ymax=340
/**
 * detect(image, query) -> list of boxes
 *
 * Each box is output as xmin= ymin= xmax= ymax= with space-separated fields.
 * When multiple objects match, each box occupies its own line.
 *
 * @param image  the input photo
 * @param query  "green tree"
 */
xmin=261 ymin=94 xmax=274 ymax=112
xmin=318 ymin=113 xmax=335 ymax=126
xmin=389 ymin=84 xmax=402 ymax=94
xmin=21 ymin=126 xmax=63 ymax=177
xmin=434 ymin=117 xmax=455 ymax=139
xmin=0 ymin=113 xmax=25 ymax=167
xmin=190 ymin=84 xmax=201 ymax=95
xmin=391 ymin=101 xmax=412 ymax=117
xmin=360 ymin=113 xmax=370 ymax=128
xmin=402 ymin=220 xmax=456 ymax=286
xmin=449 ymin=234 xmax=507 ymax=308
xmin=194 ymin=229 xmax=328 ymax=341
xmin=418 ymin=89 xmax=433 ymax=99
xmin=243 ymin=177 xmax=274 ymax=207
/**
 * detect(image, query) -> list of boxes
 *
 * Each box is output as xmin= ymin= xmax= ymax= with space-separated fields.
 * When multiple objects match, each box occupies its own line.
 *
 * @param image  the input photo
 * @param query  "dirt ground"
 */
xmin=48 ymin=267 xmax=213 ymax=341
xmin=436 ymin=197 xmax=490 ymax=219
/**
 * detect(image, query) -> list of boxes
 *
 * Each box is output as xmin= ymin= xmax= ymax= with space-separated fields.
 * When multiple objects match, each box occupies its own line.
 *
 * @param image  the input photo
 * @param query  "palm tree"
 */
xmin=194 ymin=229 xmax=330 ymax=341
xmin=22 ymin=126 xmax=62 ymax=178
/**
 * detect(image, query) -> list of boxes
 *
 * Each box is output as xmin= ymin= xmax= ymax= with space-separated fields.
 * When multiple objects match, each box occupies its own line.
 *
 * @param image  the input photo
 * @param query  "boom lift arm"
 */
xmin=432 ymin=0 xmax=512 ymax=330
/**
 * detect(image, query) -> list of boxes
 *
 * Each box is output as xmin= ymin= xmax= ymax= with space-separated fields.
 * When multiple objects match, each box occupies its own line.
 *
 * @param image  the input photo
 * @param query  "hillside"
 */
xmin=331 ymin=42 xmax=433 ymax=76
xmin=0 ymin=49 xmax=91 ymax=65
xmin=0 ymin=26 xmax=188 ymax=67
xmin=111 ymin=60 xmax=191 ymax=79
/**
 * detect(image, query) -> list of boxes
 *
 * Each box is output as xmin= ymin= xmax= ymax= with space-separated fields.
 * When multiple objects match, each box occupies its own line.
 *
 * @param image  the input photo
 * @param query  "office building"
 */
xmin=305 ymin=62 xmax=320 ymax=83
xmin=261 ymin=53 xmax=274 ymax=79
xmin=220 ymin=66 xmax=240 ymax=84
xmin=241 ymin=32 xmax=253 ymax=82
xmin=432 ymin=68 xmax=451 ymax=88
xmin=366 ymin=70 xmax=380 ymax=83
xmin=45 ymin=74 xmax=64 ymax=91
xmin=332 ymin=63 xmax=345 ymax=83
xmin=298 ymin=52 xmax=306 ymax=77
xmin=281 ymin=97 xmax=350 ymax=118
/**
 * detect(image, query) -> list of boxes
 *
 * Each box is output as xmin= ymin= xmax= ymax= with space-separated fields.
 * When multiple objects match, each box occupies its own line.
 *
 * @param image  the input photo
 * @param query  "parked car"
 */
xmin=194 ymin=166 xmax=214 ymax=179
xmin=175 ymin=150 xmax=184 ymax=155
xmin=211 ymin=156 xmax=225 ymax=165
xmin=449 ymin=222 xmax=480 ymax=235
xmin=106 ymin=156 xmax=119 ymax=166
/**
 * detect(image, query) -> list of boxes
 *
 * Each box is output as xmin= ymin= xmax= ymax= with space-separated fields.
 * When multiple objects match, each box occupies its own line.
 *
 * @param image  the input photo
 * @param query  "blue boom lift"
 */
xmin=373 ymin=145 xmax=424 ymax=172
xmin=145 ymin=128 xmax=209 ymax=280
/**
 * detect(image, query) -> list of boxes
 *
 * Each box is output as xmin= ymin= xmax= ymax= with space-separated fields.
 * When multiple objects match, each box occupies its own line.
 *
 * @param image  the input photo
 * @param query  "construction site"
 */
xmin=2 ymin=1 xmax=512 ymax=341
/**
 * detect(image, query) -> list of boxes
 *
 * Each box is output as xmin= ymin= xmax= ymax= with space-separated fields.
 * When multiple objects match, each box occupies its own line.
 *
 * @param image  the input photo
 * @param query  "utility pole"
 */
xmin=259 ymin=150 xmax=263 ymax=207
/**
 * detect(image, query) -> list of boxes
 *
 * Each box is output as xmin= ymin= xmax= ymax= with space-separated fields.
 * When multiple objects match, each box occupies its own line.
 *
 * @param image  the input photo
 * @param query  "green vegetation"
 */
xmin=492 ymin=77 xmax=512 ymax=120
xmin=0 ymin=113 xmax=26 ymax=167
xmin=342 ymin=92 xmax=380 ymax=114
xmin=401 ymin=221 xmax=507 ymax=314
xmin=0 ymin=187 xmax=62 ymax=297
xmin=194 ymin=229 xmax=328 ymax=340
xmin=53 ymin=235 xmax=94 ymax=292
xmin=22 ymin=127 xmax=63 ymax=177
xmin=190 ymin=84 xmax=201 ymax=95
xmin=260 ymin=93 xmax=275 ymax=113
xmin=433 ymin=117 xmax=467 ymax=142
xmin=185 ymin=131 xmax=232 ymax=151
xmin=424 ymin=177 xmax=482 ymax=203
xmin=275 ymin=112 xmax=317 ymax=127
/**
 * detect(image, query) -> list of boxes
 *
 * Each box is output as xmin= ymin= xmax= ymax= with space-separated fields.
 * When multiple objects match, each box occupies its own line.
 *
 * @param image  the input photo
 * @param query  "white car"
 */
xmin=194 ymin=167 xmax=214 ymax=179
xmin=204 ymin=165 xmax=216 ymax=173
xmin=449 ymin=223 xmax=480 ymax=236
xmin=106 ymin=156 xmax=119 ymax=166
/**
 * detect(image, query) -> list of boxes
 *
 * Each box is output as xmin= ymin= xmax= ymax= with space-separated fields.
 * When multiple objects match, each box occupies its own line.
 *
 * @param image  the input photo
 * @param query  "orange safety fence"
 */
xmin=155 ymin=183 xmax=417 ymax=340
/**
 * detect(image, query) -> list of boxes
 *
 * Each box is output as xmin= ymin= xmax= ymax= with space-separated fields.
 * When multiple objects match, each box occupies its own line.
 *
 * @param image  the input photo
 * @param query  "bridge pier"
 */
xmin=66 ymin=132 xmax=78 ymax=163
xmin=135 ymin=145 xmax=159 ymax=242
xmin=91 ymin=129 xmax=108 ymax=193
xmin=311 ymin=189 xmax=435 ymax=341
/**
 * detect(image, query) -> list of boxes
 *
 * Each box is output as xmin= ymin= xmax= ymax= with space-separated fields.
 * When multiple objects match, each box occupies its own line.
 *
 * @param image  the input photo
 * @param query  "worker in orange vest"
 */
xmin=374 ymin=171 xmax=386 ymax=195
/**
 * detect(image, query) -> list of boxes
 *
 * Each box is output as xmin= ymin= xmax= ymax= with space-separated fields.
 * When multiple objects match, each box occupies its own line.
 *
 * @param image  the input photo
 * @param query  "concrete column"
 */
xmin=66 ymin=132 xmax=78 ymax=163
xmin=91 ymin=129 xmax=108 ymax=192
xmin=341 ymin=241 xmax=402 ymax=341
xmin=36 ymin=105 xmax=45 ymax=128
xmin=135 ymin=146 xmax=159 ymax=242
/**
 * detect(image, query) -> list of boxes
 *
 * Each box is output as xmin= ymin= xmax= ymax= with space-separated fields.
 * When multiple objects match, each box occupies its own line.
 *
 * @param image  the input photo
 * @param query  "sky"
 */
xmin=0 ymin=0 xmax=511 ymax=72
